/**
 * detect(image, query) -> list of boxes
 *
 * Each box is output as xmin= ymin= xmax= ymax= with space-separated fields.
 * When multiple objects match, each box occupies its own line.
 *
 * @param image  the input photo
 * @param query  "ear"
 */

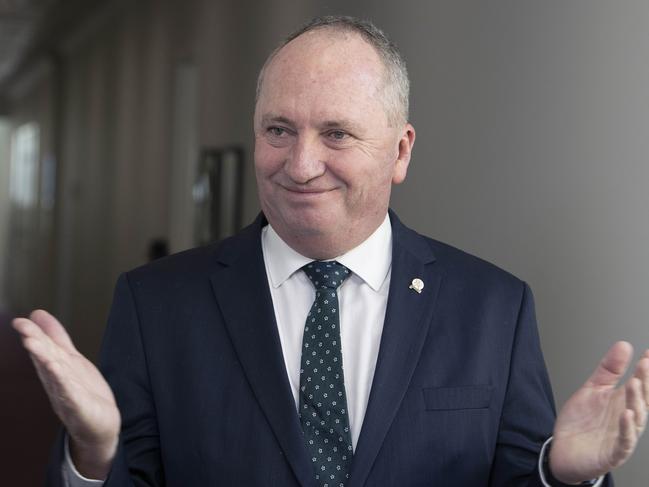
xmin=392 ymin=123 xmax=416 ymax=185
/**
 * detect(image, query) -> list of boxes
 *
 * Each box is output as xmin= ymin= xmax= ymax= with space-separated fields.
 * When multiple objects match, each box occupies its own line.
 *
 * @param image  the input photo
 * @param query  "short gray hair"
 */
xmin=255 ymin=15 xmax=410 ymax=126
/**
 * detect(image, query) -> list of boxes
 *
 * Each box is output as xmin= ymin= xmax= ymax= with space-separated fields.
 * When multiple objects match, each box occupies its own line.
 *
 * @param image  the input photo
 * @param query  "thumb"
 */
xmin=585 ymin=341 xmax=633 ymax=388
xmin=29 ymin=309 xmax=78 ymax=354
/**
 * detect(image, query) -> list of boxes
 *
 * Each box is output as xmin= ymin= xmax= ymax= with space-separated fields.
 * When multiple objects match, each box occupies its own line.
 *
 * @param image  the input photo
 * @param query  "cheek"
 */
xmin=254 ymin=144 xmax=283 ymax=178
xmin=347 ymin=160 xmax=396 ymax=206
xmin=348 ymin=154 xmax=395 ymax=187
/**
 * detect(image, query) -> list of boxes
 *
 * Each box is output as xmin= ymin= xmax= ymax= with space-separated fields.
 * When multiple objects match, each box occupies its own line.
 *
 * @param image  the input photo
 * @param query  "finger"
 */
xmin=23 ymin=339 xmax=85 ymax=411
xmin=586 ymin=341 xmax=634 ymax=388
xmin=633 ymin=354 xmax=649 ymax=408
xmin=15 ymin=321 xmax=95 ymax=429
xmin=12 ymin=317 xmax=42 ymax=338
xmin=21 ymin=336 xmax=68 ymax=395
xmin=29 ymin=309 xmax=77 ymax=353
xmin=612 ymin=409 xmax=636 ymax=467
xmin=16 ymin=324 xmax=74 ymax=392
xmin=20 ymin=333 xmax=62 ymax=369
xmin=14 ymin=315 xmax=74 ymax=367
xmin=26 ymin=352 xmax=79 ymax=422
xmin=26 ymin=347 xmax=62 ymax=389
xmin=14 ymin=317 xmax=62 ymax=355
xmin=13 ymin=317 xmax=58 ymax=345
xmin=626 ymin=377 xmax=647 ymax=432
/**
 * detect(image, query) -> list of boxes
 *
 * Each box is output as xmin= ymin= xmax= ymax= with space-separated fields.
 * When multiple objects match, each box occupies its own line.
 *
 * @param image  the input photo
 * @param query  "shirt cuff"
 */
xmin=538 ymin=437 xmax=604 ymax=487
xmin=62 ymin=435 xmax=105 ymax=486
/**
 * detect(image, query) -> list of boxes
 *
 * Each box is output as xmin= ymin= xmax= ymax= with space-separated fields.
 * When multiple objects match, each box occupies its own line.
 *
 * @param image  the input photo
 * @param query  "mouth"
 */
xmin=279 ymin=185 xmax=337 ymax=196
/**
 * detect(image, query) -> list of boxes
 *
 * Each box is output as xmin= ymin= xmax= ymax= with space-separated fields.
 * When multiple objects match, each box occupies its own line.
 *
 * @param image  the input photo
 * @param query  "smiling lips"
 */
xmin=280 ymin=184 xmax=337 ymax=196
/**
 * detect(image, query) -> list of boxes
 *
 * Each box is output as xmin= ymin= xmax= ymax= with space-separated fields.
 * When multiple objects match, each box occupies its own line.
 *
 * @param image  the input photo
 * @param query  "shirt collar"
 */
xmin=262 ymin=214 xmax=392 ymax=292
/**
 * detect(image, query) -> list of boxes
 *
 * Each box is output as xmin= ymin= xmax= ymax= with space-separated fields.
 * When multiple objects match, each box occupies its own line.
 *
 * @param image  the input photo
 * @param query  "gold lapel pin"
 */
xmin=409 ymin=278 xmax=424 ymax=294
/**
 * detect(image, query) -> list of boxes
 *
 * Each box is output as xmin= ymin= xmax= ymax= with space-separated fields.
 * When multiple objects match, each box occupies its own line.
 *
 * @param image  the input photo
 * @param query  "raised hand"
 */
xmin=12 ymin=309 xmax=120 ymax=479
xmin=550 ymin=341 xmax=649 ymax=484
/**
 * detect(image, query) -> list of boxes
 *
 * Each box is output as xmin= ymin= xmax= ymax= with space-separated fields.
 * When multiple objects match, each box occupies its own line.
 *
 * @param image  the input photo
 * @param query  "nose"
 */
xmin=284 ymin=134 xmax=326 ymax=184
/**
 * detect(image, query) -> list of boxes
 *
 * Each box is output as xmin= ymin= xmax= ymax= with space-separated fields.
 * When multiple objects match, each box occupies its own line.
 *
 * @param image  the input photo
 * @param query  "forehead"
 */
xmin=257 ymin=30 xmax=388 ymax=123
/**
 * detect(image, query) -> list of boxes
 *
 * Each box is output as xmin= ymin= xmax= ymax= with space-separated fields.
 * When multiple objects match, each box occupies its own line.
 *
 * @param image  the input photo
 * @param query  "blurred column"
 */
xmin=0 ymin=118 xmax=10 ymax=309
xmin=169 ymin=63 xmax=198 ymax=252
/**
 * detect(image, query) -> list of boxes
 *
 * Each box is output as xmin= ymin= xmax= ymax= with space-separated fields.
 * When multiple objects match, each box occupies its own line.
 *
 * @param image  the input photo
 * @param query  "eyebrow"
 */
xmin=321 ymin=119 xmax=363 ymax=133
xmin=260 ymin=114 xmax=294 ymax=126
xmin=259 ymin=114 xmax=364 ymax=134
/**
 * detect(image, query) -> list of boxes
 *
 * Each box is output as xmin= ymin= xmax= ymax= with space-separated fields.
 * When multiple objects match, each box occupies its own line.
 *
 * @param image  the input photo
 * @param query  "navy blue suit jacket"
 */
xmin=47 ymin=211 xmax=612 ymax=486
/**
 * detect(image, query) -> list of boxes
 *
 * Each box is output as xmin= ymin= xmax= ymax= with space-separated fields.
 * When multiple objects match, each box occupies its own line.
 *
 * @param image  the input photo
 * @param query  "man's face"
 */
xmin=254 ymin=29 xmax=415 ymax=258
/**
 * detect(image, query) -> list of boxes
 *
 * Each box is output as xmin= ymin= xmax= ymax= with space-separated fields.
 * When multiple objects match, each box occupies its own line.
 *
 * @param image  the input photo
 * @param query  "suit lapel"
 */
xmin=348 ymin=212 xmax=443 ymax=487
xmin=209 ymin=219 xmax=316 ymax=487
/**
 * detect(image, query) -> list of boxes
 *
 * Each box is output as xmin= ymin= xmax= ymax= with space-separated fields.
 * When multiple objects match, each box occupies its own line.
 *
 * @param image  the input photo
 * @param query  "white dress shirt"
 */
xmin=63 ymin=213 xmax=599 ymax=486
xmin=261 ymin=214 xmax=392 ymax=450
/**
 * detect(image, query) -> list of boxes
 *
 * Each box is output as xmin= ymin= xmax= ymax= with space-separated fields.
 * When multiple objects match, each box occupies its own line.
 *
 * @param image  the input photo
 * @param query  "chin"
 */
xmin=290 ymin=215 xmax=334 ymax=235
xmin=282 ymin=209 xmax=340 ymax=236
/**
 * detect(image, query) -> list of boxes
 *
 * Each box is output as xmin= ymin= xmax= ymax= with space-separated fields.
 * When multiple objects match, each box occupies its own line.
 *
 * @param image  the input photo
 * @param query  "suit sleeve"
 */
xmin=488 ymin=282 xmax=613 ymax=487
xmin=99 ymin=272 xmax=164 ymax=486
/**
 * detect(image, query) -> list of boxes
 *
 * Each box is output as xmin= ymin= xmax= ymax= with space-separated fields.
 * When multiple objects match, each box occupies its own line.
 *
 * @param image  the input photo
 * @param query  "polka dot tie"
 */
xmin=299 ymin=261 xmax=353 ymax=487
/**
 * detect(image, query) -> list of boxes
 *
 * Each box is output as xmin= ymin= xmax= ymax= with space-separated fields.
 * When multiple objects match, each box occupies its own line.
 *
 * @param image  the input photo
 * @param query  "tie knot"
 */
xmin=302 ymin=261 xmax=351 ymax=289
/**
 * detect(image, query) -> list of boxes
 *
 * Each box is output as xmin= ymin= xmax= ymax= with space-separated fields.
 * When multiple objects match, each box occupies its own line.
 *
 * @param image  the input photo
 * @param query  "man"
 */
xmin=13 ymin=16 xmax=649 ymax=487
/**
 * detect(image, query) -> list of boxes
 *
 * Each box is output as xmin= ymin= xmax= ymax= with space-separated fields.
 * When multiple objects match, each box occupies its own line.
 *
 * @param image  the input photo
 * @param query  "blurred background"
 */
xmin=1 ymin=0 xmax=648 ymax=484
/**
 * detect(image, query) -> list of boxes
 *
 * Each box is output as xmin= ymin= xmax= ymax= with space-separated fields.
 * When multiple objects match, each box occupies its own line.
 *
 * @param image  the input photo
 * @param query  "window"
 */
xmin=9 ymin=122 xmax=40 ymax=209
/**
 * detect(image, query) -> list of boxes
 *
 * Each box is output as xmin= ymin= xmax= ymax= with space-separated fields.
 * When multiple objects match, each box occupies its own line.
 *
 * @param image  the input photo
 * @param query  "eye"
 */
xmin=267 ymin=126 xmax=288 ymax=137
xmin=326 ymin=130 xmax=348 ymax=141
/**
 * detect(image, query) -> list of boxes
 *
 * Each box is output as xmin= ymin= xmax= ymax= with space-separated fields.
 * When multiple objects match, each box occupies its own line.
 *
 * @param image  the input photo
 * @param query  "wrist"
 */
xmin=544 ymin=438 xmax=599 ymax=486
xmin=69 ymin=434 xmax=118 ymax=480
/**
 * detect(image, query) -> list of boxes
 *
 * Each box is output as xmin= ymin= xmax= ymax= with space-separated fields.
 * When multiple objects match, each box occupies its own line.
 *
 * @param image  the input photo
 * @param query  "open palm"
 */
xmin=550 ymin=341 xmax=649 ymax=484
xmin=12 ymin=309 xmax=120 ymax=478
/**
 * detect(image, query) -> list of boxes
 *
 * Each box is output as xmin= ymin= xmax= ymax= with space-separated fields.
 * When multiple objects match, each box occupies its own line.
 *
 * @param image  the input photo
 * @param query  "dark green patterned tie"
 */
xmin=300 ymin=261 xmax=353 ymax=487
